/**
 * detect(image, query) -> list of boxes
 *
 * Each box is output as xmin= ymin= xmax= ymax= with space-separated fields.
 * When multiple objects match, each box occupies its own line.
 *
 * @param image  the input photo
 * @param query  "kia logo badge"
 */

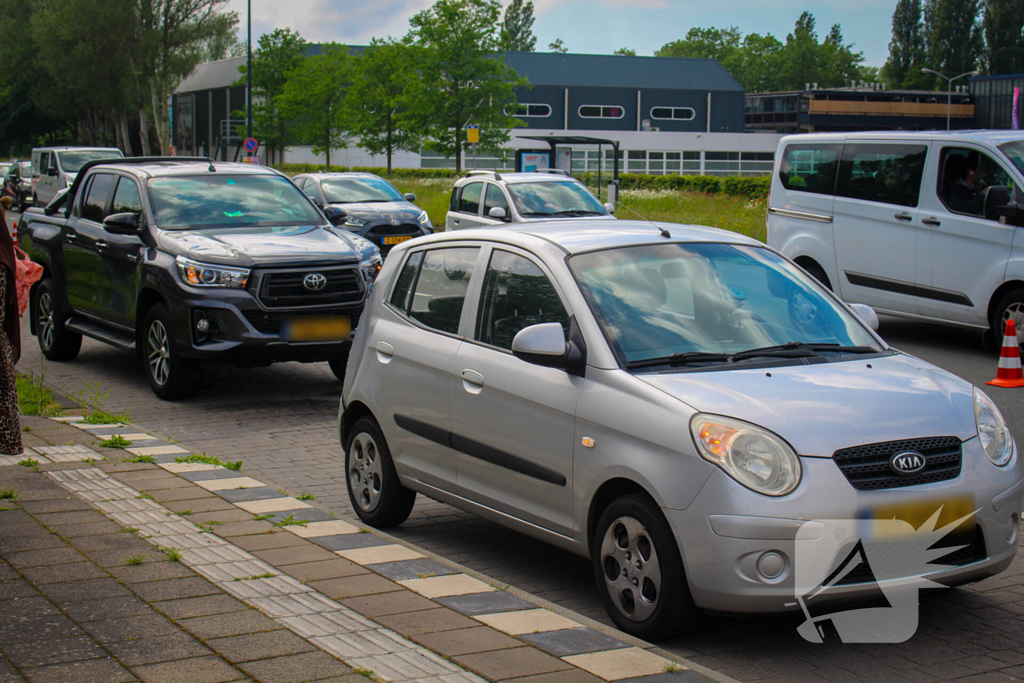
xmin=890 ymin=451 xmax=926 ymax=475
xmin=303 ymin=273 xmax=327 ymax=291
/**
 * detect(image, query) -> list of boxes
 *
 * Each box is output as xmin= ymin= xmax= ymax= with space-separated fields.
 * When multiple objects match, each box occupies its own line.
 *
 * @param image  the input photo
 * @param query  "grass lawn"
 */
xmin=390 ymin=179 xmax=768 ymax=243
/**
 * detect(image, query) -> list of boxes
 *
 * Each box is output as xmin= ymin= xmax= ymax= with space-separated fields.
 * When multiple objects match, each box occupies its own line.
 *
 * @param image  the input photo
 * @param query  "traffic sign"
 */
xmin=243 ymin=137 xmax=259 ymax=153
xmin=466 ymin=125 xmax=479 ymax=144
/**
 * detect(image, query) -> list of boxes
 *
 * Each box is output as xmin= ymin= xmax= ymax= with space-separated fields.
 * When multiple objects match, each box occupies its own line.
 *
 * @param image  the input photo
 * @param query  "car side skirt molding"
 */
xmin=393 ymin=414 xmax=567 ymax=487
xmin=845 ymin=271 xmax=974 ymax=307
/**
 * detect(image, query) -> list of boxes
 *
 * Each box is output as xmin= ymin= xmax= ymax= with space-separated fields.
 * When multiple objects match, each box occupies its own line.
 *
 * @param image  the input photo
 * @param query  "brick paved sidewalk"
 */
xmin=0 ymin=416 xmax=725 ymax=683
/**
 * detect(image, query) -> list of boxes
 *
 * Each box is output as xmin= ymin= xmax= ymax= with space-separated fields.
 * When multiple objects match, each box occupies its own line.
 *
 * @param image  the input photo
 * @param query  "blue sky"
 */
xmin=226 ymin=0 xmax=898 ymax=67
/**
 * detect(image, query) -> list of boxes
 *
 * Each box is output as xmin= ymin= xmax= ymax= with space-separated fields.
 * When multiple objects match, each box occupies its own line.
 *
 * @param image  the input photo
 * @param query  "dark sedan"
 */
xmin=292 ymin=172 xmax=432 ymax=258
xmin=4 ymin=160 xmax=33 ymax=211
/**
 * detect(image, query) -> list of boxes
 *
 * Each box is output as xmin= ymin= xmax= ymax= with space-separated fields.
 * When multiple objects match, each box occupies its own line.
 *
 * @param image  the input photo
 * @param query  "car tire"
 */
xmin=328 ymin=343 xmax=352 ymax=383
xmin=593 ymin=494 xmax=698 ymax=640
xmin=142 ymin=304 xmax=200 ymax=401
xmin=34 ymin=279 xmax=82 ymax=361
xmin=345 ymin=416 xmax=416 ymax=528
xmin=800 ymin=261 xmax=832 ymax=291
xmin=992 ymin=288 xmax=1024 ymax=348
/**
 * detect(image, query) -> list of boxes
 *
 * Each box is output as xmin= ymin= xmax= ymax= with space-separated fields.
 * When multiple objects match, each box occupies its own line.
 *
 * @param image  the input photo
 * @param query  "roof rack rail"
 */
xmin=466 ymin=170 xmax=502 ymax=181
xmin=528 ymin=168 xmax=570 ymax=177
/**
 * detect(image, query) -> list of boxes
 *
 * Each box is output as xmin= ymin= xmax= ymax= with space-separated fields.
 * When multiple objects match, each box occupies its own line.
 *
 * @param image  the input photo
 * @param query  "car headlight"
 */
xmin=361 ymin=256 xmax=382 ymax=289
xmin=345 ymin=215 xmax=368 ymax=228
xmin=690 ymin=414 xmax=801 ymax=496
xmin=974 ymin=387 xmax=1013 ymax=466
xmin=417 ymin=210 xmax=432 ymax=228
xmin=175 ymin=256 xmax=250 ymax=289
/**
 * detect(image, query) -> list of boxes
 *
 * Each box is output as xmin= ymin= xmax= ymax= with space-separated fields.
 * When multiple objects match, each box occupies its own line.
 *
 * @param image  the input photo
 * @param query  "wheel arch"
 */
xmin=28 ymin=264 xmax=54 ymax=336
xmin=987 ymin=280 xmax=1024 ymax=331
xmin=135 ymin=288 xmax=166 ymax=340
xmin=340 ymin=399 xmax=377 ymax=450
xmin=586 ymin=477 xmax=659 ymax=557
xmin=793 ymin=255 xmax=832 ymax=290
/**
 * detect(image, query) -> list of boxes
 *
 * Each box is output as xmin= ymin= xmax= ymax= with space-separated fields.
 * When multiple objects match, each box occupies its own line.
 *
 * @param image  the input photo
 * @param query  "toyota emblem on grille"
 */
xmin=303 ymin=273 xmax=327 ymax=291
xmin=390 ymin=216 xmax=400 ymax=226
xmin=890 ymin=451 xmax=926 ymax=475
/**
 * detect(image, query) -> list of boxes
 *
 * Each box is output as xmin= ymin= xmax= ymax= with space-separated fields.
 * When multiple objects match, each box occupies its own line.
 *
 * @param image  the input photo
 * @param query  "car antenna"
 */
xmin=207 ymin=158 xmax=217 ymax=172
xmin=604 ymin=193 xmax=671 ymax=238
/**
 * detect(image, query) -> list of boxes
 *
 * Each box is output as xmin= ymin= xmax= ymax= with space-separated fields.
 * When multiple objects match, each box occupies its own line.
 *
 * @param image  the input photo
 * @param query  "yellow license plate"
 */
xmin=383 ymin=236 xmax=413 ymax=245
xmin=863 ymin=496 xmax=975 ymax=540
xmin=281 ymin=316 xmax=351 ymax=342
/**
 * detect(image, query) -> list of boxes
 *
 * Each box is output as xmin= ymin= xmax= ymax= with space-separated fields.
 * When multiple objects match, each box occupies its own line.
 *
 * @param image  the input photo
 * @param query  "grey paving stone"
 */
xmin=0 ymin=596 xmax=60 ymax=620
xmin=453 ymin=647 xmax=571 ymax=681
xmin=41 ymin=577 xmax=132 ymax=603
xmin=58 ymin=595 xmax=152 ymax=622
xmin=20 ymin=562 xmax=108 ymax=585
xmin=413 ymin=625 xmax=521 ymax=657
xmin=518 ymin=628 xmax=629 ymax=657
xmin=263 ymin=509 xmax=335 ymax=524
xmin=435 ymin=592 xmax=534 ymax=615
xmin=0 ymin=579 xmax=41 ymax=600
xmin=178 ymin=610 xmax=282 ymax=639
xmin=181 ymin=470 xmax=252 ymax=482
xmin=312 ymin=533 xmax=392 ymax=551
xmin=375 ymin=608 xmax=479 ymax=637
xmin=130 ymin=655 xmax=246 ymax=683
xmin=20 ymin=657 xmax=136 ymax=683
xmin=217 ymin=487 xmax=282 ymax=503
xmin=0 ymin=615 xmax=84 ymax=644
xmin=207 ymin=629 xmax=316 ymax=664
xmin=0 ymin=634 xmax=106 ymax=668
xmin=238 ymin=651 xmax=352 ymax=683
xmin=617 ymin=674 xmax=716 ymax=683
xmin=152 ymin=594 xmax=250 ymax=620
xmin=107 ymin=561 xmax=196 ymax=583
xmin=367 ymin=558 xmax=458 ymax=581
xmin=80 ymin=613 xmax=179 ymax=643
xmin=131 ymin=577 xmax=221 ymax=602
xmin=106 ymin=631 xmax=213 ymax=666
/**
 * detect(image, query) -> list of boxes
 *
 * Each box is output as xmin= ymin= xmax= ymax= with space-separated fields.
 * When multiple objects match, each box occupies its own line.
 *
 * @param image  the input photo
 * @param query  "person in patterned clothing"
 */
xmin=0 ymin=196 xmax=22 ymax=455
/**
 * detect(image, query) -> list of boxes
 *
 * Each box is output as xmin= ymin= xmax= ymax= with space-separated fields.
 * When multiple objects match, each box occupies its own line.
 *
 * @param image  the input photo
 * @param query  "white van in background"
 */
xmin=767 ymin=131 xmax=1024 ymax=344
xmin=30 ymin=146 xmax=123 ymax=206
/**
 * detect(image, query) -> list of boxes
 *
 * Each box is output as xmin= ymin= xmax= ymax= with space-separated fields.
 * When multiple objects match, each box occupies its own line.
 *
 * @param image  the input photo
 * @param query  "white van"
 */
xmin=767 ymin=131 xmax=1024 ymax=344
xmin=31 ymin=146 xmax=123 ymax=206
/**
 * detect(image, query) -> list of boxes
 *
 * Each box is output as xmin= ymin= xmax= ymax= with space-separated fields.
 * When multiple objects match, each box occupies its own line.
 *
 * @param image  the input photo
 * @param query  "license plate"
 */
xmin=280 ymin=316 xmax=351 ymax=342
xmin=859 ymin=496 xmax=975 ymax=540
xmin=383 ymin=236 xmax=413 ymax=245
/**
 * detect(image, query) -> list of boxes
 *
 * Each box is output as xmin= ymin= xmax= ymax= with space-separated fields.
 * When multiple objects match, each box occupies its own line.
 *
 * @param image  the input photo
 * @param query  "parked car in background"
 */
xmin=31 ymin=146 xmax=124 ymax=207
xmin=292 ymin=172 xmax=432 ymax=259
xmin=445 ymin=170 xmax=615 ymax=230
xmin=768 ymin=130 xmax=1024 ymax=346
xmin=0 ymin=162 xmax=11 ymax=181
xmin=340 ymin=219 xmax=1022 ymax=638
xmin=4 ymin=160 xmax=33 ymax=211
xmin=19 ymin=157 xmax=380 ymax=400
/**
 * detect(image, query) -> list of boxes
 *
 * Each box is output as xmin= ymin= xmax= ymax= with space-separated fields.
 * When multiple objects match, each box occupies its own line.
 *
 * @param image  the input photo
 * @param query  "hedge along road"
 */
xmin=8 ymin=215 xmax=1024 ymax=682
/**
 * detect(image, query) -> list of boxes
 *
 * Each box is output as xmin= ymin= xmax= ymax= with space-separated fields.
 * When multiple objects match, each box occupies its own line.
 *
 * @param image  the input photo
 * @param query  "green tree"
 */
xmin=237 ymin=29 xmax=308 ymax=165
xmin=345 ymin=39 xmax=418 ymax=176
xmin=549 ymin=38 xmax=568 ymax=53
xmin=884 ymin=0 xmax=930 ymax=88
xmin=781 ymin=12 xmax=823 ymax=89
xmin=279 ymin=44 xmax=351 ymax=169
xmin=736 ymin=33 xmax=786 ymax=92
xmin=924 ymin=0 xmax=984 ymax=83
xmin=818 ymin=24 xmax=864 ymax=88
xmin=402 ymin=0 xmax=527 ymax=173
xmin=614 ymin=48 xmax=636 ymax=56
xmin=499 ymin=0 xmax=537 ymax=52
xmin=983 ymin=0 xmax=1024 ymax=74
xmin=655 ymin=26 xmax=743 ymax=63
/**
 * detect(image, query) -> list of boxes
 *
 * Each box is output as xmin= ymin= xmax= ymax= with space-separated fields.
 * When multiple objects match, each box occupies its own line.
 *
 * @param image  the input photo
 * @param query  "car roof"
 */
xmin=32 ymin=146 xmax=122 ymax=152
xmin=781 ymin=130 xmax=1024 ymax=145
xmin=95 ymin=160 xmax=283 ymax=180
xmin=413 ymin=219 xmax=761 ymax=255
xmin=300 ymin=172 xmax=386 ymax=180
xmin=456 ymin=172 xmax=582 ymax=185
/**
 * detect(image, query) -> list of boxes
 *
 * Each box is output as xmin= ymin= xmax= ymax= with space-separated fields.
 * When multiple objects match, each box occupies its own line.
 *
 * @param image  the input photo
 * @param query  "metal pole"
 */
xmin=947 ymin=76 xmax=952 ymax=131
xmin=246 ymin=0 xmax=253 ymax=140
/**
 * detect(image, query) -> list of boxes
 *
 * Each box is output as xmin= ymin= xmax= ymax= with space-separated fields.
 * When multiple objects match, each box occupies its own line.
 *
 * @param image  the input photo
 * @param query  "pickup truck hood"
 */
xmin=636 ymin=353 xmax=978 ymax=457
xmin=158 ymin=224 xmax=376 ymax=268
xmin=329 ymin=201 xmax=422 ymax=222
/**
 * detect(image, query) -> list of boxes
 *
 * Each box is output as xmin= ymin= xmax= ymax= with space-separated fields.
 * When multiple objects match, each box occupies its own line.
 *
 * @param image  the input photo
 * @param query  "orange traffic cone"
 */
xmin=988 ymin=319 xmax=1024 ymax=388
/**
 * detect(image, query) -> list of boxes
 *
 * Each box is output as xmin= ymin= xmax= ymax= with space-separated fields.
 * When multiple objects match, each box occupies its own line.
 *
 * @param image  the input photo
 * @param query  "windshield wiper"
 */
xmin=548 ymin=210 xmax=604 ymax=216
xmin=626 ymin=352 xmax=732 ymax=369
xmin=626 ymin=342 xmax=880 ymax=371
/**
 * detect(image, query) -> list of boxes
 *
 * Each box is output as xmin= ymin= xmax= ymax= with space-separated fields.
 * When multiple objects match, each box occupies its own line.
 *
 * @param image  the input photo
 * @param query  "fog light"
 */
xmin=196 ymin=318 xmax=210 ymax=333
xmin=757 ymin=551 xmax=785 ymax=580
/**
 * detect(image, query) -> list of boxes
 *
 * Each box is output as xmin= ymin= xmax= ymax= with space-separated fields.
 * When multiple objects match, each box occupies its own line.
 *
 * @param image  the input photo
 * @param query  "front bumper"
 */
xmin=666 ymin=437 xmax=1023 ymax=613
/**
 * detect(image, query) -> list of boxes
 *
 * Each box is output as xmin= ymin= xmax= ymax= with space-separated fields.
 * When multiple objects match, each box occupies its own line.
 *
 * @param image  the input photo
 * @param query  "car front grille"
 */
xmin=832 ymin=437 xmax=962 ymax=491
xmin=365 ymin=223 xmax=421 ymax=237
xmin=242 ymin=309 xmax=361 ymax=336
xmin=255 ymin=266 xmax=363 ymax=308
xmin=833 ymin=525 xmax=987 ymax=586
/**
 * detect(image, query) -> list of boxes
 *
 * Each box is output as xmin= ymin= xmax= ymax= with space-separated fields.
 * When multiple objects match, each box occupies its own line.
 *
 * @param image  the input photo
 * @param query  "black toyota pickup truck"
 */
xmin=18 ymin=157 xmax=382 ymax=400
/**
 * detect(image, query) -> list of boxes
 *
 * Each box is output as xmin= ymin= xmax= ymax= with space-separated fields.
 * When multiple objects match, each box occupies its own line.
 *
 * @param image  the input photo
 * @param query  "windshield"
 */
xmin=321 ymin=177 xmax=404 ymax=204
xmin=148 ymin=175 xmax=324 ymax=230
xmin=57 ymin=149 xmax=123 ymax=173
xmin=997 ymin=141 xmax=1024 ymax=182
xmin=569 ymin=242 xmax=880 ymax=367
xmin=507 ymin=180 xmax=607 ymax=216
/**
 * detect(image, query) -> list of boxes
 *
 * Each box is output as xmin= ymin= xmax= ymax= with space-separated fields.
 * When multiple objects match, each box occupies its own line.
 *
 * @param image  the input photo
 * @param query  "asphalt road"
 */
xmin=8 ymin=208 xmax=1024 ymax=681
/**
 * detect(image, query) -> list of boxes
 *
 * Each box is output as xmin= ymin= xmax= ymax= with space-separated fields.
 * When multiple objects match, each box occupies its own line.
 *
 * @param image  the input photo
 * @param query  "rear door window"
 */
xmin=835 ymin=143 xmax=928 ymax=208
xmin=779 ymin=144 xmax=842 ymax=195
xmin=457 ymin=182 xmax=483 ymax=215
xmin=81 ymin=173 xmax=115 ymax=223
xmin=406 ymin=248 xmax=480 ymax=335
xmin=390 ymin=251 xmax=424 ymax=313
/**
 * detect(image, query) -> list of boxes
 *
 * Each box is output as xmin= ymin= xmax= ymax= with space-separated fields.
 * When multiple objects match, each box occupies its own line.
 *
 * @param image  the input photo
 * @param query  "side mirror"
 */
xmin=985 ymin=185 xmax=1012 ymax=221
xmin=604 ymin=202 xmax=616 ymax=214
xmin=511 ymin=323 xmax=568 ymax=366
xmin=849 ymin=303 xmax=879 ymax=332
xmin=404 ymin=193 xmax=417 ymax=202
xmin=44 ymin=188 xmax=69 ymax=216
xmin=47 ymin=167 xmax=58 ymax=177
xmin=103 ymin=212 xmax=141 ymax=235
xmin=324 ymin=206 xmax=347 ymax=226
xmin=488 ymin=206 xmax=507 ymax=220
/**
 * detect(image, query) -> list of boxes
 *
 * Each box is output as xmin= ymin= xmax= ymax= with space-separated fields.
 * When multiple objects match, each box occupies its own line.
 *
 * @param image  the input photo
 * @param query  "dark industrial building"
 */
xmin=969 ymin=74 xmax=1024 ymax=129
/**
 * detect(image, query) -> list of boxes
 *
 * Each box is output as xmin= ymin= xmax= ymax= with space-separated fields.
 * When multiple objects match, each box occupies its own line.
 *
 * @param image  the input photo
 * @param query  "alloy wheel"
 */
xmin=1002 ymin=302 xmax=1024 ymax=345
xmin=147 ymin=320 xmax=171 ymax=386
xmin=349 ymin=432 xmax=383 ymax=512
xmin=600 ymin=516 xmax=662 ymax=622
xmin=38 ymin=292 xmax=55 ymax=350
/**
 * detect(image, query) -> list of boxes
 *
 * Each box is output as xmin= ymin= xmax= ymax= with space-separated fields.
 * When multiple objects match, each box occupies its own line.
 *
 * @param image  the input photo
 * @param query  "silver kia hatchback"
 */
xmin=339 ymin=220 xmax=1023 ymax=639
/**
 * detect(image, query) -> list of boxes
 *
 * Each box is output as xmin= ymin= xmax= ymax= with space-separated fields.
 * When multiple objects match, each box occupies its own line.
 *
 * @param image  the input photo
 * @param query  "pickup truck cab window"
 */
xmin=112 ymin=177 xmax=143 ymax=217
xmin=82 ymin=173 xmax=115 ymax=223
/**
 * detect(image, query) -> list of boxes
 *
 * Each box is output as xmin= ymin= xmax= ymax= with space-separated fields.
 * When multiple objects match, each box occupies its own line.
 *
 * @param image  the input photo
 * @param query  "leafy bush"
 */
xmin=722 ymin=176 xmax=771 ymax=198
xmin=277 ymin=164 xmax=458 ymax=180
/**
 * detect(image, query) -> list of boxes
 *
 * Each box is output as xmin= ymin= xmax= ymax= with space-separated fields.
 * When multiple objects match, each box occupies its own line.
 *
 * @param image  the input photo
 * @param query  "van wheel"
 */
xmin=993 ymin=289 xmax=1024 ymax=347
xmin=34 ymin=279 xmax=82 ymax=361
xmin=345 ymin=416 xmax=415 ymax=527
xmin=593 ymin=494 xmax=698 ymax=640
xmin=328 ymin=343 xmax=351 ymax=382
xmin=143 ymin=304 xmax=199 ymax=400
xmin=799 ymin=261 xmax=832 ymax=291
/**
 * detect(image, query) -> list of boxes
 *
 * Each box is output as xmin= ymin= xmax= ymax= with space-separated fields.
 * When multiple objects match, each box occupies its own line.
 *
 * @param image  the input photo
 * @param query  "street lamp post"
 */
xmin=921 ymin=67 xmax=981 ymax=130
xmin=246 ymin=0 xmax=253 ymax=141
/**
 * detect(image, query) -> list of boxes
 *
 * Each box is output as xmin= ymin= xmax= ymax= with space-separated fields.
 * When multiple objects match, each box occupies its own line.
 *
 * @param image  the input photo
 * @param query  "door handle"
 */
xmin=64 ymin=232 xmax=77 ymax=243
xmin=461 ymin=369 xmax=485 ymax=394
xmin=922 ymin=217 xmax=941 ymax=227
xmin=894 ymin=212 xmax=913 ymax=222
xmin=95 ymin=241 xmax=108 ymax=251
xmin=375 ymin=341 xmax=394 ymax=364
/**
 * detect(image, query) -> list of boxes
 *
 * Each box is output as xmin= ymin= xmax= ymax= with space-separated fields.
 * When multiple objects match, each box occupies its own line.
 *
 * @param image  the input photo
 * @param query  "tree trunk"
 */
xmin=455 ymin=135 xmax=462 ymax=175
xmin=138 ymin=108 xmax=153 ymax=156
xmin=115 ymin=117 xmax=124 ymax=154
xmin=120 ymin=116 xmax=134 ymax=157
xmin=386 ymin=116 xmax=393 ymax=177
xmin=149 ymin=79 xmax=168 ymax=155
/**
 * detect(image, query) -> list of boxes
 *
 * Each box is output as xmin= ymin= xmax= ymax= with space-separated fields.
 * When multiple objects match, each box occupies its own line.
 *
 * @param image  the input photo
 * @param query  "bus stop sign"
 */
xmin=243 ymin=138 xmax=259 ymax=153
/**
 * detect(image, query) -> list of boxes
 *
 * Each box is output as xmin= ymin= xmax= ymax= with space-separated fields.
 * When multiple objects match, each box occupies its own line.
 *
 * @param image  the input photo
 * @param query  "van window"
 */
xmin=457 ymin=182 xmax=483 ymax=215
xmin=835 ymin=144 xmax=927 ymax=208
xmin=938 ymin=147 xmax=1014 ymax=218
xmin=779 ymin=144 xmax=841 ymax=195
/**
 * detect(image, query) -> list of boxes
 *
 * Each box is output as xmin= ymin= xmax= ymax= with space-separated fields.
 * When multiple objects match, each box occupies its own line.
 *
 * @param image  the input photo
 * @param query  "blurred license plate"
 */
xmin=383 ymin=236 xmax=412 ymax=245
xmin=281 ymin=316 xmax=350 ymax=342
xmin=859 ymin=496 xmax=974 ymax=540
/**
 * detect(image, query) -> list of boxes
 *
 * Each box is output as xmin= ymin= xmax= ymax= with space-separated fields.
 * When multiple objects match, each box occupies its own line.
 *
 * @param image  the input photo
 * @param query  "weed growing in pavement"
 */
xmin=17 ymin=458 xmax=38 ymax=468
xmin=274 ymin=514 xmax=308 ymax=528
xmin=120 ymin=527 xmax=139 ymax=534
xmin=0 ymin=489 xmax=18 ymax=500
xmin=277 ymin=488 xmax=287 ymax=495
xmin=357 ymin=527 xmax=369 ymax=533
xmin=174 ymin=453 xmax=242 ymax=470
xmin=136 ymin=493 xmax=154 ymax=500
xmin=127 ymin=454 xmax=155 ymax=463
xmin=203 ymin=520 xmax=224 ymax=526
xmin=195 ymin=523 xmax=216 ymax=533
xmin=162 ymin=547 xmax=182 ymax=562
xmin=99 ymin=435 xmax=132 ymax=449
xmin=177 ymin=510 xmax=193 ymax=516
xmin=296 ymin=493 xmax=316 ymax=501
xmin=15 ymin=370 xmax=64 ymax=418
xmin=251 ymin=514 xmax=273 ymax=522
xmin=233 ymin=572 xmax=276 ymax=581
xmin=126 ymin=554 xmax=146 ymax=565
xmin=47 ymin=527 xmax=57 ymax=534
xmin=416 ymin=572 xmax=435 ymax=579
xmin=22 ymin=426 xmax=31 ymax=432
xmin=82 ymin=457 xmax=95 ymax=465
xmin=352 ymin=668 xmax=377 ymax=681
xmin=75 ymin=382 xmax=130 ymax=425
xmin=664 ymin=662 xmax=682 ymax=674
